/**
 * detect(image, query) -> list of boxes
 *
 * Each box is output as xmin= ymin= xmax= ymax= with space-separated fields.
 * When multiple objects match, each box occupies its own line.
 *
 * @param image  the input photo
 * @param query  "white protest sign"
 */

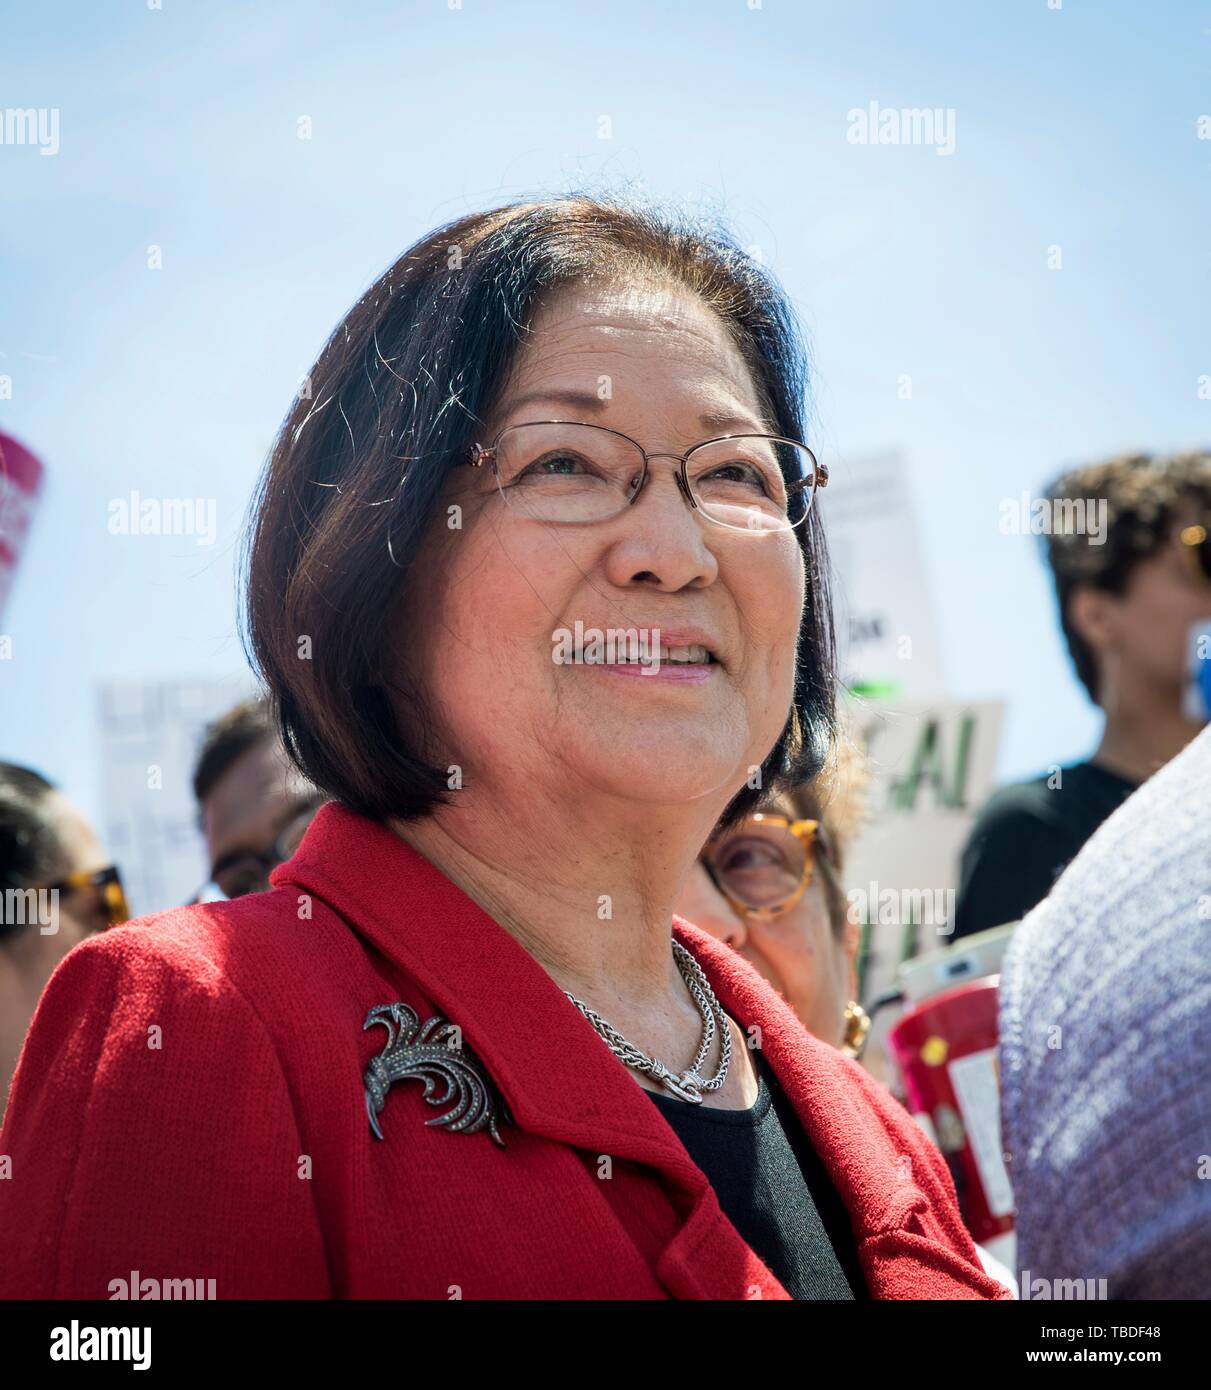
xmin=839 ymin=696 xmax=1004 ymax=1087
xmin=96 ymin=677 xmax=256 ymax=916
xmin=821 ymin=451 xmax=946 ymax=701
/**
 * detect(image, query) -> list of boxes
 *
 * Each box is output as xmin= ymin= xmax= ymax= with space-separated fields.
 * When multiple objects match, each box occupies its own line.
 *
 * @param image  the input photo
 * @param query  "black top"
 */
xmin=953 ymin=759 xmax=1137 ymax=939
xmin=647 ymin=1049 xmax=868 ymax=1299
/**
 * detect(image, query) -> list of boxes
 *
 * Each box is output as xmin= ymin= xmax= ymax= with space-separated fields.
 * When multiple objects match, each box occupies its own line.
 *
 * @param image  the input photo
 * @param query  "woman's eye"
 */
xmin=527 ymin=452 xmax=591 ymax=476
xmin=701 ymin=461 xmax=772 ymax=493
xmin=719 ymin=841 xmax=783 ymax=873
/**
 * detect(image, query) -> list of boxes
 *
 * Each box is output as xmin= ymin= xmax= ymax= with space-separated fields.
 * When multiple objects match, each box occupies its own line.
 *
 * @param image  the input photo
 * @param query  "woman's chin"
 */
xmin=562 ymin=744 xmax=750 ymax=808
xmin=572 ymin=699 xmax=756 ymax=759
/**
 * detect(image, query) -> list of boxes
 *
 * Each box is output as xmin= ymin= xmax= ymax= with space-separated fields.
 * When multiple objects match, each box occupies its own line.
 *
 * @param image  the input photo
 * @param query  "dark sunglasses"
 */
xmin=45 ymin=865 xmax=130 ymax=930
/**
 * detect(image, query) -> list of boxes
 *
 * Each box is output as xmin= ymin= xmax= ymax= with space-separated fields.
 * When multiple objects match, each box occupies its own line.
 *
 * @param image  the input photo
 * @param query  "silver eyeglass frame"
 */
xmin=464 ymin=419 xmax=828 ymax=532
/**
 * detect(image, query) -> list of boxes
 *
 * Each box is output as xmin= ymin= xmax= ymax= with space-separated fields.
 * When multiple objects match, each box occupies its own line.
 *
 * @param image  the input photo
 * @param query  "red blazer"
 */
xmin=0 ymin=803 xmax=1006 ymax=1300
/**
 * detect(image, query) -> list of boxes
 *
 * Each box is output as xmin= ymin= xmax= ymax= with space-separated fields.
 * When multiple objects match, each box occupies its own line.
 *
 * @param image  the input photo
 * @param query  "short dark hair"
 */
xmin=0 ymin=762 xmax=59 ymax=942
xmin=1043 ymin=450 xmax=1211 ymax=704
xmin=192 ymin=697 xmax=276 ymax=808
xmin=244 ymin=194 xmax=836 ymax=828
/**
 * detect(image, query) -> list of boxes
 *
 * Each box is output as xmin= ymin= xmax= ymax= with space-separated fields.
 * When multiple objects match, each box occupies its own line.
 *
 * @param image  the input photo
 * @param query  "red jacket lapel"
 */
xmin=275 ymin=804 xmax=791 ymax=1298
xmin=675 ymin=918 xmax=1009 ymax=1299
xmin=274 ymin=803 xmax=997 ymax=1301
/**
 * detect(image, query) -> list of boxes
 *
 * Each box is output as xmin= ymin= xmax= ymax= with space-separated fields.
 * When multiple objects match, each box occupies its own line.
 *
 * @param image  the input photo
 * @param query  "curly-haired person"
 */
xmin=954 ymin=450 xmax=1211 ymax=938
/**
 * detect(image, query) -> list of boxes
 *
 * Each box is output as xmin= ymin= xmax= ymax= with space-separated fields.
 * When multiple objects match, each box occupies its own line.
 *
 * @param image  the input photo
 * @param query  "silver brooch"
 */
xmin=362 ymin=1002 xmax=510 ymax=1147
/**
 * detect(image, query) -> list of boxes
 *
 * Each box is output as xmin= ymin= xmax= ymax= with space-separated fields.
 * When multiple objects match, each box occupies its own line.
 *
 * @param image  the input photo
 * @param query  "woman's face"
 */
xmin=396 ymin=279 xmax=806 ymax=819
xmin=674 ymin=803 xmax=858 ymax=1048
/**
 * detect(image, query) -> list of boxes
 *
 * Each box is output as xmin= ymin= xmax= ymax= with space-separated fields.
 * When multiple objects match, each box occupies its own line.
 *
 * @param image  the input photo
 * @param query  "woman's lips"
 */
xmin=590 ymin=661 xmax=717 ymax=683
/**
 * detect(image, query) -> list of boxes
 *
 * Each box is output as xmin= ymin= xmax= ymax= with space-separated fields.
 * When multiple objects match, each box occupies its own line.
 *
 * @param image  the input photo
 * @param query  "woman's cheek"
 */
xmin=770 ymin=894 xmax=833 ymax=993
xmin=769 ymin=549 xmax=806 ymax=690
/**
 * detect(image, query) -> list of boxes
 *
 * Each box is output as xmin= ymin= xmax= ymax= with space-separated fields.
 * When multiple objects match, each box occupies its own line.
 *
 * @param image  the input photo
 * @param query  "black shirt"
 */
xmin=953 ymin=759 xmax=1137 ymax=939
xmin=646 ymin=1049 xmax=868 ymax=1299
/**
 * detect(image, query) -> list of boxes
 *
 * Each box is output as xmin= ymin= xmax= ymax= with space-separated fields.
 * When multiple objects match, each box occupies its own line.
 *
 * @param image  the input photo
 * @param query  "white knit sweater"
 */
xmin=999 ymin=725 xmax=1211 ymax=1299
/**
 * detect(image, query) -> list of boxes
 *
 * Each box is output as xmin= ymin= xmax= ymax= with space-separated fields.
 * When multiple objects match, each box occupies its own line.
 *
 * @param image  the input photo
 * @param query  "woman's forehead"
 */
xmin=491 ymin=282 xmax=765 ymax=433
xmin=535 ymin=276 xmax=709 ymax=327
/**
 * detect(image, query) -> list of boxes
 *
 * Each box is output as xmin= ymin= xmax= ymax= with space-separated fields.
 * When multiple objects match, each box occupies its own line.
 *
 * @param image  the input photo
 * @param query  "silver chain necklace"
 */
xmin=564 ymin=941 xmax=732 ymax=1104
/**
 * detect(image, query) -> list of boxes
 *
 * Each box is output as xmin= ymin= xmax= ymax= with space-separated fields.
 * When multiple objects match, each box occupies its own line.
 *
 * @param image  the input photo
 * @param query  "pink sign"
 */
xmin=0 ymin=432 xmax=45 ymax=621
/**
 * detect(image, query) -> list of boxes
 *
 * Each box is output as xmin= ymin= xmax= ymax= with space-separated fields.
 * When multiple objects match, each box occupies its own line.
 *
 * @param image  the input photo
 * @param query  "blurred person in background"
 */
xmin=678 ymin=749 xmax=1019 ymax=1295
xmin=955 ymin=451 xmax=1211 ymax=938
xmin=192 ymin=696 xmax=324 ymax=902
xmin=999 ymin=722 xmax=1211 ymax=1298
xmin=675 ymin=739 xmax=867 ymax=1054
xmin=0 ymin=763 xmax=128 ymax=1113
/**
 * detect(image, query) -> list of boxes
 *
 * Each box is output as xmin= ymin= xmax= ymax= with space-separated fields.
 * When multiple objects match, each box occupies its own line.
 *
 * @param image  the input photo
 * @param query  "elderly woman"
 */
xmin=0 ymin=197 xmax=1004 ymax=1300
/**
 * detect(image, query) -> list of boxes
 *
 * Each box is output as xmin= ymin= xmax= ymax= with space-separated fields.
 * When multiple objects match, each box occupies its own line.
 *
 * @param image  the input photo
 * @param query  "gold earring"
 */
xmin=840 ymin=1000 xmax=871 ymax=1058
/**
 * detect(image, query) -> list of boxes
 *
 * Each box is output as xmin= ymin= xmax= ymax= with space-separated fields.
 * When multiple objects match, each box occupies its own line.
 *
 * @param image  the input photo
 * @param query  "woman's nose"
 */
xmin=677 ymin=864 xmax=748 ymax=948
xmin=601 ymin=464 xmax=719 ymax=591
xmin=692 ymin=902 xmax=748 ymax=950
xmin=716 ymin=910 xmax=749 ymax=950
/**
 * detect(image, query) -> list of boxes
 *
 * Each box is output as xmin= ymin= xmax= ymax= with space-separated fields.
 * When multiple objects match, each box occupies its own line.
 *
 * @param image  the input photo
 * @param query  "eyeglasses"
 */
xmin=465 ymin=420 xmax=827 ymax=534
xmin=45 ymin=864 xmax=130 ymax=931
xmin=1179 ymin=523 xmax=1211 ymax=585
xmin=198 ymin=799 xmax=323 ymax=903
xmin=702 ymin=813 xmax=829 ymax=921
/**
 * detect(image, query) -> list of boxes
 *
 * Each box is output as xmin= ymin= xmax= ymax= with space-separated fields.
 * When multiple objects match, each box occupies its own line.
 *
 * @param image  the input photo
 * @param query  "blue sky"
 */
xmin=1 ymin=0 xmax=1208 ymax=829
